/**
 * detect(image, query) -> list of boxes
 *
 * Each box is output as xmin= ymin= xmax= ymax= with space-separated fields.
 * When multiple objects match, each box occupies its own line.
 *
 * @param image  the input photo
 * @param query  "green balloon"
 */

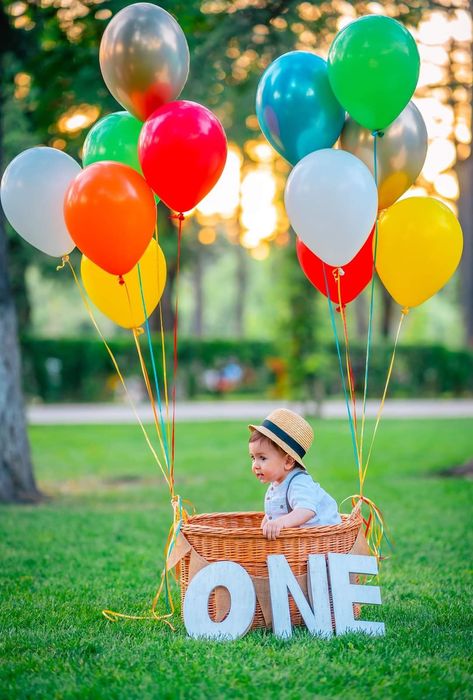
xmin=82 ymin=111 xmax=143 ymax=172
xmin=82 ymin=111 xmax=159 ymax=202
xmin=328 ymin=16 xmax=420 ymax=131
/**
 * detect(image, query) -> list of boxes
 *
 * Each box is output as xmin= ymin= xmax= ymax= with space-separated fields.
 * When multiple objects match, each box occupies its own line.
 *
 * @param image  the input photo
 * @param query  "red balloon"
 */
xmin=296 ymin=229 xmax=374 ymax=307
xmin=139 ymin=100 xmax=227 ymax=213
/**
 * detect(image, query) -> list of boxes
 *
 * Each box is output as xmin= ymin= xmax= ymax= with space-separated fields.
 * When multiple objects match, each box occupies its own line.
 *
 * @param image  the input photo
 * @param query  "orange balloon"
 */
xmin=64 ymin=161 xmax=156 ymax=276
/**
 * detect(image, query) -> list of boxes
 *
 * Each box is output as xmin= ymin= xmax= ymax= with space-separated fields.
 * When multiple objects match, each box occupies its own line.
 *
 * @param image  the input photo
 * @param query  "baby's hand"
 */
xmin=262 ymin=518 xmax=284 ymax=541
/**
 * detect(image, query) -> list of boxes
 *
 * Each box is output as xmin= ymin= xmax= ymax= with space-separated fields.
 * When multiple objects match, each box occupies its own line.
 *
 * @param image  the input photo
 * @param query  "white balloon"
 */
xmin=1 ymin=147 xmax=80 ymax=257
xmin=284 ymin=149 xmax=378 ymax=267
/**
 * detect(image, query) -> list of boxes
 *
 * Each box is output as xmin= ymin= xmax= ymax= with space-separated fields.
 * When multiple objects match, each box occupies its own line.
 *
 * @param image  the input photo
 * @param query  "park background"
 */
xmin=1 ymin=1 xmax=472 ymax=698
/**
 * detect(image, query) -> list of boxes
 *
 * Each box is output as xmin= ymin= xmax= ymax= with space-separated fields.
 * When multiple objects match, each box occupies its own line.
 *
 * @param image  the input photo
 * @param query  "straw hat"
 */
xmin=248 ymin=408 xmax=314 ymax=469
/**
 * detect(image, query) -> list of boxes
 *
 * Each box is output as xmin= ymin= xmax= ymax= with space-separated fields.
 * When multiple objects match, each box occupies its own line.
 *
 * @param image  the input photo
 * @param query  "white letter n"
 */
xmin=267 ymin=554 xmax=333 ymax=639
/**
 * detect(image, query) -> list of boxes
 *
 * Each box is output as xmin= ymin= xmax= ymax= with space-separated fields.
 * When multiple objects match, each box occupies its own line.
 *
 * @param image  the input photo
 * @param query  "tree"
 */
xmin=0 ymin=0 xmax=467 ymax=502
xmin=458 ymin=152 xmax=473 ymax=347
xmin=0 ymin=210 xmax=40 ymax=502
xmin=457 ymin=1 xmax=473 ymax=347
xmin=0 ymin=4 xmax=40 ymax=502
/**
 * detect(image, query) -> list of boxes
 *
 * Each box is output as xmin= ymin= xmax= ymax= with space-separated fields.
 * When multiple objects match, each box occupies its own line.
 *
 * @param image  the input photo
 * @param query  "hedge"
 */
xmin=20 ymin=335 xmax=473 ymax=402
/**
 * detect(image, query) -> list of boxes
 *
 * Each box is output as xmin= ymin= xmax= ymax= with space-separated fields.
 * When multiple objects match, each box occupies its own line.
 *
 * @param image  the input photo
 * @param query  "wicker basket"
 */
xmin=180 ymin=509 xmax=363 ymax=630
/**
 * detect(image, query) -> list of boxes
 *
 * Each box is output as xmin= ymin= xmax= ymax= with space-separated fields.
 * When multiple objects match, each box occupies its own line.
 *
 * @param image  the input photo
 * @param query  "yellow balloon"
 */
xmin=376 ymin=197 xmax=463 ymax=308
xmin=81 ymin=238 xmax=166 ymax=328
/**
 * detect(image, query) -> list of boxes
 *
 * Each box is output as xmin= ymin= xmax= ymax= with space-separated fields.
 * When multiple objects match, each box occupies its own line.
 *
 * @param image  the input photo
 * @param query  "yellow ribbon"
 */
xmin=58 ymin=259 xmax=186 ymax=625
xmin=341 ymin=495 xmax=392 ymax=561
xmin=131 ymin=324 xmax=170 ymax=478
xmin=101 ymin=494 xmax=195 ymax=626
xmin=59 ymin=260 xmax=170 ymax=487
xmin=360 ymin=307 xmax=408 ymax=492
xmin=103 ymin=222 xmax=188 ymax=626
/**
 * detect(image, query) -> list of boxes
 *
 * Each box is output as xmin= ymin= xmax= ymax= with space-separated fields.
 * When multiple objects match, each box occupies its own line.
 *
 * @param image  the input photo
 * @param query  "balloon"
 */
xmin=341 ymin=102 xmax=428 ymax=210
xmin=255 ymin=51 xmax=345 ymax=165
xmin=376 ymin=197 xmax=463 ymax=308
xmin=328 ymin=16 xmax=420 ymax=131
xmin=81 ymin=238 xmax=166 ymax=329
xmin=64 ymin=161 xmax=156 ymax=276
xmin=99 ymin=3 xmax=189 ymax=122
xmin=83 ymin=111 xmax=160 ymax=205
xmin=0 ymin=147 xmax=80 ymax=257
xmin=139 ymin=100 xmax=227 ymax=213
xmin=284 ymin=149 xmax=378 ymax=267
xmin=296 ymin=230 xmax=374 ymax=306
xmin=82 ymin=111 xmax=142 ymax=172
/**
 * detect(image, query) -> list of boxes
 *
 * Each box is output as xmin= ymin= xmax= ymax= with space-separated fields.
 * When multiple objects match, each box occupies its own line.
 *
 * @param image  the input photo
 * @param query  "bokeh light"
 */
xmin=57 ymin=105 xmax=100 ymax=134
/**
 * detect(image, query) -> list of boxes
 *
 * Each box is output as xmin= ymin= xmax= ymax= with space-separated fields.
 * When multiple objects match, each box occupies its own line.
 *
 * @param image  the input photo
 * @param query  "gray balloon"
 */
xmin=340 ymin=101 xmax=428 ymax=210
xmin=99 ymin=3 xmax=190 ymax=122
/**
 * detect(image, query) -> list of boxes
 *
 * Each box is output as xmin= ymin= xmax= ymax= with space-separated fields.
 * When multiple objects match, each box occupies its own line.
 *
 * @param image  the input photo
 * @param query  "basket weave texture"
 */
xmin=180 ymin=509 xmax=362 ymax=629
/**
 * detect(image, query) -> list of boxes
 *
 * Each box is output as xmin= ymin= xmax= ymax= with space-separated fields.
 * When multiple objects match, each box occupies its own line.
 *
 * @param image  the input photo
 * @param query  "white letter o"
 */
xmin=183 ymin=561 xmax=256 ymax=640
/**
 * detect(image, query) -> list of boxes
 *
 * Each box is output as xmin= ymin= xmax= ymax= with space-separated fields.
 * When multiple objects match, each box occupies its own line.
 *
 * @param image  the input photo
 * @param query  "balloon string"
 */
xmin=136 ymin=259 xmax=171 ymax=469
xmin=359 ymin=130 xmax=381 ymax=480
xmin=61 ymin=256 xmax=191 ymax=628
xmin=154 ymin=223 xmax=172 ymax=462
xmin=104 ymin=324 xmax=196 ymax=624
xmin=59 ymin=259 xmax=171 ymax=489
xmin=102 ymin=493 xmax=194 ymax=625
xmin=333 ymin=268 xmax=361 ymax=477
xmin=361 ymin=308 xmax=408 ymax=490
xmin=322 ymin=264 xmax=361 ymax=476
xmin=169 ymin=213 xmax=184 ymax=485
xmin=56 ymin=254 xmax=70 ymax=271
xmin=102 ymin=561 xmax=176 ymax=628
xmin=340 ymin=494 xmax=393 ymax=561
xmin=132 ymin=326 xmax=171 ymax=485
xmin=159 ymin=301 xmax=172 ymax=458
xmin=103 ymin=275 xmax=195 ymax=625
xmin=103 ymin=558 xmax=176 ymax=626
xmin=335 ymin=269 xmax=360 ymax=461
xmin=120 ymin=276 xmax=169 ymax=475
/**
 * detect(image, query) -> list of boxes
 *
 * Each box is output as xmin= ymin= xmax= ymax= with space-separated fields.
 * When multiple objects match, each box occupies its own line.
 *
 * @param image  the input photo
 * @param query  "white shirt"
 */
xmin=264 ymin=467 xmax=341 ymax=527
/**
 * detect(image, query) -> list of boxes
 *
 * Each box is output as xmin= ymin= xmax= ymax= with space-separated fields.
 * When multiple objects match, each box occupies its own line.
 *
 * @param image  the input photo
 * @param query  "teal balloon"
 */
xmin=256 ymin=51 xmax=345 ymax=165
xmin=328 ymin=16 xmax=420 ymax=131
xmin=83 ymin=111 xmax=142 ymax=172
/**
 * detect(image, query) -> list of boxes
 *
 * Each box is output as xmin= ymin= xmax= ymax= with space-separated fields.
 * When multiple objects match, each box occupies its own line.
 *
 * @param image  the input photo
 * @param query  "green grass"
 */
xmin=1 ymin=418 xmax=472 ymax=699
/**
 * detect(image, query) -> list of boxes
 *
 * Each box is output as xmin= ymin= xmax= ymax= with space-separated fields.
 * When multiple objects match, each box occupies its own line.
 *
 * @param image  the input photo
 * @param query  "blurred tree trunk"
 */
xmin=0 ymin=220 xmax=40 ymax=503
xmin=235 ymin=242 xmax=247 ymax=338
xmin=280 ymin=243 xmax=320 ymax=411
xmin=0 ymin=12 xmax=41 ymax=503
xmin=457 ymin=3 xmax=473 ymax=347
xmin=458 ymin=152 xmax=473 ymax=347
xmin=192 ymin=243 xmax=204 ymax=337
xmin=157 ymin=271 xmax=176 ymax=333
xmin=379 ymin=284 xmax=395 ymax=338
xmin=354 ymin=293 xmax=368 ymax=339
xmin=150 ymin=206 xmax=177 ymax=332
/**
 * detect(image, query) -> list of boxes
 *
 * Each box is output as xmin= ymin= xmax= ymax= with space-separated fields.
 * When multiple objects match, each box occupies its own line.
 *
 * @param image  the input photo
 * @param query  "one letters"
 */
xmin=183 ymin=553 xmax=385 ymax=641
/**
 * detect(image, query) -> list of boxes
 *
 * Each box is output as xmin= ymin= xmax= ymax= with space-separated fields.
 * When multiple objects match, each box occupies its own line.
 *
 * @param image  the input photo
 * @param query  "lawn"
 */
xmin=1 ymin=418 xmax=472 ymax=699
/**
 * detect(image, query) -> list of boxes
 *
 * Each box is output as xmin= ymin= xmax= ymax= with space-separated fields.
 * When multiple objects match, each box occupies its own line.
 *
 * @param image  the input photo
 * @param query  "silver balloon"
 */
xmin=340 ymin=101 xmax=428 ymax=210
xmin=99 ymin=3 xmax=190 ymax=122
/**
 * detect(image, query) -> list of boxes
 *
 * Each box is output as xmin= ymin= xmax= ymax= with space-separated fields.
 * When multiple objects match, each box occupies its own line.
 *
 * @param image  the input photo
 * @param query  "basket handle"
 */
xmin=351 ymin=499 xmax=363 ymax=515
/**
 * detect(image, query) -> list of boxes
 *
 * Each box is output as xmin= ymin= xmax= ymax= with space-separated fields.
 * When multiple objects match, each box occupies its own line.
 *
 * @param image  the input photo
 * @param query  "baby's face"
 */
xmin=249 ymin=438 xmax=293 ymax=485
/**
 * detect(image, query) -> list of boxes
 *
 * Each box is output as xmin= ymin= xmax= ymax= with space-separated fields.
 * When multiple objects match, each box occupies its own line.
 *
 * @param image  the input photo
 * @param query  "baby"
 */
xmin=249 ymin=408 xmax=341 ymax=540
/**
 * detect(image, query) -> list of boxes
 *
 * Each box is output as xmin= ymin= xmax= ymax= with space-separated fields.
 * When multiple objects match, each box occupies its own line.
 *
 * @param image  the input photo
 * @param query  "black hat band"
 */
xmin=261 ymin=419 xmax=306 ymax=459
